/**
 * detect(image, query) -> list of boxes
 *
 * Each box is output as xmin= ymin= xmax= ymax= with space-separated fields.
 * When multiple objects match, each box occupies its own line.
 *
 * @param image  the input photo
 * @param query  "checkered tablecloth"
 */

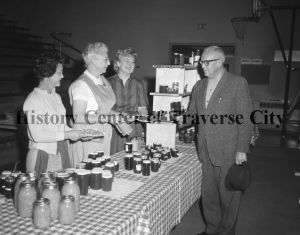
xmin=0 ymin=140 xmax=201 ymax=235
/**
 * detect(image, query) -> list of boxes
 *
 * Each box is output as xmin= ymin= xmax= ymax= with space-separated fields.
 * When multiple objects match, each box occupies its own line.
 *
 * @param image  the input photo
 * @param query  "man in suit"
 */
xmin=179 ymin=46 xmax=253 ymax=235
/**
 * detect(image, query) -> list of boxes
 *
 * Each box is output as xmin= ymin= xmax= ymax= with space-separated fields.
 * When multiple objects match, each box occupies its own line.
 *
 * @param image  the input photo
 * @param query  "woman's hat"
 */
xmin=225 ymin=162 xmax=252 ymax=191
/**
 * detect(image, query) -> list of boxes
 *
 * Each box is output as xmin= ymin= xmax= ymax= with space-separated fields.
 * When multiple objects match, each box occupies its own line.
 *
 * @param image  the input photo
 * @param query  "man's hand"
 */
xmin=236 ymin=152 xmax=247 ymax=165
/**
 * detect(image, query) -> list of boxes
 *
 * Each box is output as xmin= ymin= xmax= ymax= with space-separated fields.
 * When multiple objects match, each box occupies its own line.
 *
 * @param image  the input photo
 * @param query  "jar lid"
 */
xmin=11 ymin=172 xmax=22 ymax=178
xmin=103 ymin=155 xmax=111 ymax=159
xmin=43 ymin=182 xmax=58 ymax=189
xmin=92 ymin=160 xmax=101 ymax=163
xmin=151 ymin=149 xmax=157 ymax=153
xmin=92 ymin=167 xmax=102 ymax=171
xmin=61 ymin=195 xmax=75 ymax=202
xmin=77 ymin=163 xmax=86 ymax=166
xmin=64 ymin=177 xmax=78 ymax=184
xmin=16 ymin=173 xmax=26 ymax=179
xmin=134 ymin=152 xmax=142 ymax=156
xmin=2 ymin=171 xmax=11 ymax=176
xmin=153 ymin=153 xmax=161 ymax=157
xmin=42 ymin=178 xmax=56 ymax=183
xmin=83 ymin=158 xmax=92 ymax=163
xmin=125 ymin=154 xmax=133 ymax=158
xmin=20 ymin=181 xmax=36 ymax=188
xmin=91 ymin=152 xmax=98 ymax=155
xmin=125 ymin=142 xmax=133 ymax=145
xmin=143 ymin=160 xmax=151 ymax=164
xmin=105 ymin=162 xmax=114 ymax=167
xmin=96 ymin=150 xmax=104 ymax=153
xmin=91 ymin=169 xmax=102 ymax=174
xmin=35 ymin=198 xmax=50 ymax=206
xmin=102 ymin=173 xmax=112 ymax=178
xmin=56 ymin=172 xmax=69 ymax=178
xmin=65 ymin=168 xmax=76 ymax=173
xmin=77 ymin=170 xmax=91 ymax=175
xmin=39 ymin=172 xmax=53 ymax=178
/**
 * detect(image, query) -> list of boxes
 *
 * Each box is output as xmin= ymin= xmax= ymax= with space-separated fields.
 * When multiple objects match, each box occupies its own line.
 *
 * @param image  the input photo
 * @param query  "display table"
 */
xmin=0 ymin=141 xmax=202 ymax=235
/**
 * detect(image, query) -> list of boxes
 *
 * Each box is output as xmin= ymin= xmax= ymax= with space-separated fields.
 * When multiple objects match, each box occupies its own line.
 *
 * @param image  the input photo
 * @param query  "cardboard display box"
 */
xmin=146 ymin=122 xmax=176 ymax=148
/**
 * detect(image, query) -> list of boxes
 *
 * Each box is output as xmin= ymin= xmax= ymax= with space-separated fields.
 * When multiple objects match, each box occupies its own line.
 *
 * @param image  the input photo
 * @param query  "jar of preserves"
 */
xmin=42 ymin=182 xmax=60 ymax=221
xmin=0 ymin=174 xmax=7 ymax=195
xmin=2 ymin=171 xmax=12 ymax=176
xmin=18 ymin=181 xmax=37 ymax=218
xmin=38 ymin=172 xmax=54 ymax=197
xmin=184 ymin=130 xmax=192 ymax=144
xmin=59 ymin=195 xmax=76 ymax=225
xmin=172 ymin=53 xmax=180 ymax=65
xmin=131 ymin=137 xmax=138 ymax=152
xmin=14 ymin=174 xmax=28 ymax=208
xmin=33 ymin=198 xmax=51 ymax=229
xmin=40 ymin=178 xmax=56 ymax=198
xmin=5 ymin=176 xmax=15 ymax=199
xmin=61 ymin=177 xmax=80 ymax=213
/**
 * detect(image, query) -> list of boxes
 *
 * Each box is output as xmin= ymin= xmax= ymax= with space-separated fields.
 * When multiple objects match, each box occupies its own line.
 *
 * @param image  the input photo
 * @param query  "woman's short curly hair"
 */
xmin=82 ymin=42 xmax=108 ymax=67
xmin=33 ymin=53 xmax=65 ymax=81
xmin=113 ymin=47 xmax=137 ymax=72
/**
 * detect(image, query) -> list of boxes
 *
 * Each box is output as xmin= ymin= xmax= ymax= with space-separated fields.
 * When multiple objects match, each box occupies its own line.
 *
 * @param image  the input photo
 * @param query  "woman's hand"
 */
xmin=64 ymin=130 xmax=83 ymax=141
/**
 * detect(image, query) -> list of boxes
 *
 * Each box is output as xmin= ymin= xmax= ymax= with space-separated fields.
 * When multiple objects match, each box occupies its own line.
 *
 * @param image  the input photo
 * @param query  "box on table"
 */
xmin=146 ymin=122 xmax=176 ymax=148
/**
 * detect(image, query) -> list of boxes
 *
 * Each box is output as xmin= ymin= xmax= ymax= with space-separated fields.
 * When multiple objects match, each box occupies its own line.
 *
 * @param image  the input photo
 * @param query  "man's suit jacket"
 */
xmin=185 ymin=70 xmax=253 ymax=166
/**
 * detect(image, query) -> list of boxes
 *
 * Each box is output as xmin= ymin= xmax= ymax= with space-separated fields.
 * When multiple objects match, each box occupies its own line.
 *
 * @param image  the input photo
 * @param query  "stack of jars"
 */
xmin=130 ymin=136 xmax=145 ymax=152
xmin=0 ymin=170 xmax=23 ymax=200
xmin=3 ymin=170 xmax=80 ymax=229
xmin=179 ymin=127 xmax=195 ymax=144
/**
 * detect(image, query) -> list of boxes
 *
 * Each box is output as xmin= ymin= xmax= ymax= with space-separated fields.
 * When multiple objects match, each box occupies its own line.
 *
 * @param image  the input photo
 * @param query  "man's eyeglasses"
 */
xmin=199 ymin=59 xmax=220 ymax=66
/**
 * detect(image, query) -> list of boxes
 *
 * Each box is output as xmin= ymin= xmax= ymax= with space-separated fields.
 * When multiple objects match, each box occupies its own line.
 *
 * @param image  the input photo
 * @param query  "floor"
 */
xmin=170 ymin=129 xmax=300 ymax=235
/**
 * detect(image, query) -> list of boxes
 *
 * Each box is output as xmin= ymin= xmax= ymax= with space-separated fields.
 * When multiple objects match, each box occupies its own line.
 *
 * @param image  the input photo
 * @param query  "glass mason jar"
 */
xmin=14 ymin=174 xmax=28 ymax=208
xmin=61 ymin=177 xmax=80 ymax=213
xmin=33 ymin=198 xmax=51 ymax=229
xmin=59 ymin=195 xmax=76 ymax=225
xmin=17 ymin=181 xmax=37 ymax=218
xmin=42 ymin=182 xmax=60 ymax=221
xmin=131 ymin=137 xmax=138 ymax=152
xmin=38 ymin=172 xmax=54 ymax=197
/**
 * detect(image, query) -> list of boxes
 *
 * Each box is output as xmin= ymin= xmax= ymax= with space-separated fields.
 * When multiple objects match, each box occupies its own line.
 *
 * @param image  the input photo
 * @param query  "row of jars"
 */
xmin=179 ymin=127 xmax=195 ymax=144
xmin=18 ymin=178 xmax=78 ymax=229
xmin=0 ymin=171 xmax=80 ymax=229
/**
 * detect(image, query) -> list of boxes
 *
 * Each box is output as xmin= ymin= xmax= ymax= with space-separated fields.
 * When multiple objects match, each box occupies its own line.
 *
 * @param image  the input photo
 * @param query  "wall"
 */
xmin=1 ymin=0 xmax=300 ymax=102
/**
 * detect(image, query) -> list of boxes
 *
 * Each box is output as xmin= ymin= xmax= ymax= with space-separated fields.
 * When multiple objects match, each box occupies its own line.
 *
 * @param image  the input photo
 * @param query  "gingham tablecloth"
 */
xmin=0 ymin=140 xmax=202 ymax=235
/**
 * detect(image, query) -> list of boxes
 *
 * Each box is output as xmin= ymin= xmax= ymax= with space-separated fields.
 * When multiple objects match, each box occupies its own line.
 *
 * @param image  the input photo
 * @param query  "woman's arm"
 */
xmin=24 ymin=97 xmax=82 ymax=142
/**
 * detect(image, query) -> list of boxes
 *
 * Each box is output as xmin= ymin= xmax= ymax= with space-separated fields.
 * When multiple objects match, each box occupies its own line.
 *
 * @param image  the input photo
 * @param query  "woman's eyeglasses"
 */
xmin=199 ymin=59 xmax=220 ymax=66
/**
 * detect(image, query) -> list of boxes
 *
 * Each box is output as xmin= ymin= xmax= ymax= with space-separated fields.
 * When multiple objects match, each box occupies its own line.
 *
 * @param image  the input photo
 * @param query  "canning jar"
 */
xmin=17 ymin=181 xmax=37 ymax=218
xmin=38 ymin=172 xmax=54 ymax=197
xmin=61 ymin=177 xmax=80 ymax=213
xmin=14 ymin=174 xmax=28 ymax=208
xmin=59 ymin=195 xmax=76 ymax=225
xmin=5 ymin=176 xmax=15 ymax=199
xmin=33 ymin=198 xmax=51 ymax=229
xmin=42 ymin=182 xmax=60 ymax=220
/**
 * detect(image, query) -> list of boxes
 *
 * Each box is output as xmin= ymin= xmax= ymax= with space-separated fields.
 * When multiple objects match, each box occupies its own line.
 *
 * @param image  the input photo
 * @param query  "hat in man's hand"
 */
xmin=225 ymin=162 xmax=252 ymax=191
